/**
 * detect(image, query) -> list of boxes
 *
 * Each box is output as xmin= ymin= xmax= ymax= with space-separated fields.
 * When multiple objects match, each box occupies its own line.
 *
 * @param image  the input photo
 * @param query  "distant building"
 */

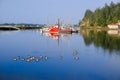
xmin=107 ymin=24 xmax=120 ymax=29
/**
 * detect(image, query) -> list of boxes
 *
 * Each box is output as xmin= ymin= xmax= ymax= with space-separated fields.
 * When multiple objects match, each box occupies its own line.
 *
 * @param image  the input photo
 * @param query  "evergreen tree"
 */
xmin=80 ymin=2 xmax=120 ymax=27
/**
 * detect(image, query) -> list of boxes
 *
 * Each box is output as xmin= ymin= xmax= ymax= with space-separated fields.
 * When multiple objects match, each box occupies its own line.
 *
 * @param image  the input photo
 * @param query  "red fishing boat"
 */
xmin=49 ymin=25 xmax=72 ymax=33
xmin=49 ymin=25 xmax=59 ymax=33
xmin=49 ymin=19 xmax=72 ymax=33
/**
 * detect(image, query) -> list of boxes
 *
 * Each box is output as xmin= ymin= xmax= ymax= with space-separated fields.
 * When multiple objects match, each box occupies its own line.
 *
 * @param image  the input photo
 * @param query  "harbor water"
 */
xmin=0 ymin=29 xmax=120 ymax=80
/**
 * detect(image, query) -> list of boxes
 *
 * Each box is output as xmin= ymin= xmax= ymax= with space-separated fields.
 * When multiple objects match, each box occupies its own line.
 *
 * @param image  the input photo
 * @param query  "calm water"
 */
xmin=0 ymin=29 xmax=120 ymax=80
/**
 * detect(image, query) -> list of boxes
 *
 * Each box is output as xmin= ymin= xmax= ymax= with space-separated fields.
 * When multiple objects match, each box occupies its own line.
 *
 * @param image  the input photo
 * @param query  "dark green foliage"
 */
xmin=82 ymin=29 xmax=120 ymax=53
xmin=84 ymin=9 xmax=93 ymax=20
xmin=81 ymin=2 xmax=120 ymax=27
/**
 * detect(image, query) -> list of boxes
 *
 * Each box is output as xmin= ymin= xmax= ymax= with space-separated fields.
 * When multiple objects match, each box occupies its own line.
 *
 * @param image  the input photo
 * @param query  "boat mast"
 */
xmin=58 ymin=18 xmax=60 ymax=28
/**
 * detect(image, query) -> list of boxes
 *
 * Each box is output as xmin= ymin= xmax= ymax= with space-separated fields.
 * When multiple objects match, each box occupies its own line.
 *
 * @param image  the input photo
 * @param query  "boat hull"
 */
xmin=50 ymin=27 xmax=59 ymax=33
xmin=50 ymin=27 xmax=72 ymax=34
xmin=59 ymin=29 xmax=72 ymax=33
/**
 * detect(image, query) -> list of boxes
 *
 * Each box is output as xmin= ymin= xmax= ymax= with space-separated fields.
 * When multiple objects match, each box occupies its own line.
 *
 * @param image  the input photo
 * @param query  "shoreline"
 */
xmin=0 ymin=26 xmax=42 ymax=30
xmin=80 ymin=26 xmax=120 ymax=31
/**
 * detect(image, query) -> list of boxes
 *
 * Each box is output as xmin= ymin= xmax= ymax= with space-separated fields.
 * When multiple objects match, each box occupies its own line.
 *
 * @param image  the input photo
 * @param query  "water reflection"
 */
xmin=1 ymin=30 xmax=120 ymax=80
xmin=80 ymin=29 xmax=120 ymax=53
xmin=107 ymin=30 xmax=119 ymax=35
xmin=41 ymin=32 xmax=71 ymax=40
xmin=11 ymin=32 xmax=80 ymax=62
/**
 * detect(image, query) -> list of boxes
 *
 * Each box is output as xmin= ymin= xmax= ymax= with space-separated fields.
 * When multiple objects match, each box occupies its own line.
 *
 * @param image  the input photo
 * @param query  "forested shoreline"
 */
xmin=80 ymin=2 xmax=120 ymax=28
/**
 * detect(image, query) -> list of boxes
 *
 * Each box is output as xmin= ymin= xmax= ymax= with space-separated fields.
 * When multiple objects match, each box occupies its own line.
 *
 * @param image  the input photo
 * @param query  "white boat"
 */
xmin=40 ymin=27 xmax=50 ymax=33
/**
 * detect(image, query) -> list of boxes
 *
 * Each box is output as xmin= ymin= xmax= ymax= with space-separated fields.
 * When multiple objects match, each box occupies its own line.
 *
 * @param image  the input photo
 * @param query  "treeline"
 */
xmin=80 ymin=2 xmax=120 ymax=27
xmin=0 ymin=23 xmax=45 ymax=27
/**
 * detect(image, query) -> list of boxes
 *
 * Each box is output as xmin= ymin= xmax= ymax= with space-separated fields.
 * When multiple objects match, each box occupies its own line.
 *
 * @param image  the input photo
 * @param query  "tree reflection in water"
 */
xmin=80 ymin=29 xmax=120 ymax=53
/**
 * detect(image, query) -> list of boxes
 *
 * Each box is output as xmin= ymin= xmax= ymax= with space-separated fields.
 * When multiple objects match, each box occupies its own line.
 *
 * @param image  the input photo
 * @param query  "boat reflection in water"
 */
xmin=49 ymin=33 xmax=60 ymax=40
xmin=40 ymin=30 xmax=72 ymax=40
xmin=40 ymin=31 xmax=80 ymax=61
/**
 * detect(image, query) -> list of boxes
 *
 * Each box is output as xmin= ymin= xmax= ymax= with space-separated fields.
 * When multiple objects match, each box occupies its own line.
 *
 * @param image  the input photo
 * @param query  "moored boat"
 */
xmin=49 ymin=25 xmax=72 ymax=34
xmin=41 ymin=19 xmax=78 ymax=34
xmin=40 ymin=27 xmax=50 ymax=33
xmin=49 ymin=25 xmax=59 ymax=33
xmin=49 ymin=19 xmax=72 ymax=33
xmin=59 ymin=27 xmax=72 ymax=33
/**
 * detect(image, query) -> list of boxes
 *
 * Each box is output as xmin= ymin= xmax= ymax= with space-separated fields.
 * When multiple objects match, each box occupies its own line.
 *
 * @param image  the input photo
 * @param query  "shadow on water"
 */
xmin=80 ymin=29 xmax=120 ymax=53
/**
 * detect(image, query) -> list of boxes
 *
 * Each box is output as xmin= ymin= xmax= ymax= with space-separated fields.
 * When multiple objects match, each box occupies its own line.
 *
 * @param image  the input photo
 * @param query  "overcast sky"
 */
xmin=0 ymin=0 xmax=119 ymax=24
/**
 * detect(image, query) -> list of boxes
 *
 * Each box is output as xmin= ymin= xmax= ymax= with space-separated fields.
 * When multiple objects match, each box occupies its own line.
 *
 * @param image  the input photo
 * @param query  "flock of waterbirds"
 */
xmin=13 ymin=55 xmax=48 ymax=62
xmin=13 ymin=49 xmax=79 ymax=62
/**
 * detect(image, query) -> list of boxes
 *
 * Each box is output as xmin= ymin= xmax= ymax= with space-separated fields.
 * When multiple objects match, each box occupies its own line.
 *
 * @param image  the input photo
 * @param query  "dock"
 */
xmin=0 ymin=26 xmax=20 ymax=30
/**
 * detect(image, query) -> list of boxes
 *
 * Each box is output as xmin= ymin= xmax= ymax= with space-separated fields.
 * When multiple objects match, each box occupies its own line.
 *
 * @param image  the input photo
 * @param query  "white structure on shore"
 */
xmin=107 ymin=24 xmax=120 ymax=29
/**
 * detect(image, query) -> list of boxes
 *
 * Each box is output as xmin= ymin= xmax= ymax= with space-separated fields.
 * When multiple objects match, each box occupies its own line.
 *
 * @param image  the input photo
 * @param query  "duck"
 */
xmin=74 ymin=56 xmax=79 ymax=60
xmin=44 ymin=56 xmax=48 ymax=60
xmin=26 ymin=59 xmax=30 ymax=62
xmin=28 ymin=55 xmax=31 ymax=58
xmin=13 ymin=57 xmax=17 ymax=61
xmin=73 ymin=50 xmax=78 ymax=55
xmin=35 ymin=58 xmax=39 ymax=62
xmin=18 ymin=56 xmax=21 ymax=59
xmin=21 ymin=57 xmax=25 ymax=61
xmin=39 ymin=55 xmax=43 ymax=59
xmin=59 ymin=55 xmax=63 ymax=60
xmin=31 ymin=56 xmax=35 ymax=60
